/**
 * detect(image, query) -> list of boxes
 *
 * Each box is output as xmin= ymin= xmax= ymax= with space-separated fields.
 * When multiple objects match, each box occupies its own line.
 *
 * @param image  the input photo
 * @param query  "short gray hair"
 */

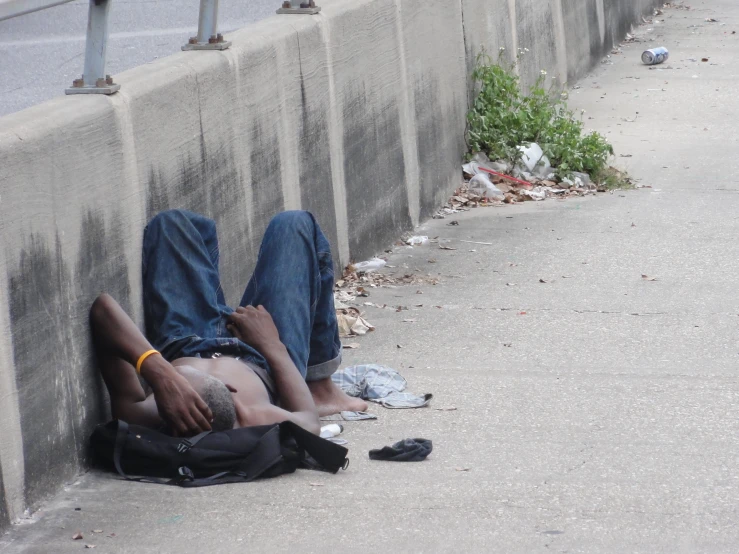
xmin=198 ymin=376 xmax=237 ymax=432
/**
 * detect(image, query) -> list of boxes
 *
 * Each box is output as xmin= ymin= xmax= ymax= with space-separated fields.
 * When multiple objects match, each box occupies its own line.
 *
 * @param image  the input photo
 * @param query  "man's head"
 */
xmin=176 ymin=366 xmax=236 ymax=432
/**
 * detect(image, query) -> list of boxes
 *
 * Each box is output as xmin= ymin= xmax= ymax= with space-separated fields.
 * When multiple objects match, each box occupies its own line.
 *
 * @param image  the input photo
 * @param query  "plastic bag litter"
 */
xmin=406 ymin=236 xmax=429 ymax=246
xmin=463 ymin=160 xmax=511 ymax=178
xmin=469 ymin=173 xmax=505 ymax=200
xmin=517 ymin=143 xmax=551 ymax=178
xmin=353 ymin=257 xmax=386 ymax=273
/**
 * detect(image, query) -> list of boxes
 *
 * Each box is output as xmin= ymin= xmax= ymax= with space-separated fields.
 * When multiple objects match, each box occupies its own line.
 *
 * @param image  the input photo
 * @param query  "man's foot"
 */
xmin=308 ymin=377 xmax=368 ymax=417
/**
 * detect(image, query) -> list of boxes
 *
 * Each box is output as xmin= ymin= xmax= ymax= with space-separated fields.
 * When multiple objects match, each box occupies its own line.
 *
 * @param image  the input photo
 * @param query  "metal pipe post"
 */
xmin=182 ymin=0 xmax=230 ymax=51
xmin=66 ymin=0 xmax=119 ymax=94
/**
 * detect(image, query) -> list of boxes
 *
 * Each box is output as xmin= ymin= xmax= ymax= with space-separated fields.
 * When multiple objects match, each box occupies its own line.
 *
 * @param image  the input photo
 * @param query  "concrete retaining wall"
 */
xmin=0 ymin=0 xmax=659 ymax=526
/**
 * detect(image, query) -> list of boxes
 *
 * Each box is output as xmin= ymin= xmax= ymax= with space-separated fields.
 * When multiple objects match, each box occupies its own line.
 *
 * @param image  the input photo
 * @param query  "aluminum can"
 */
xmin=642 ymin=47 xmax=669 ymax=65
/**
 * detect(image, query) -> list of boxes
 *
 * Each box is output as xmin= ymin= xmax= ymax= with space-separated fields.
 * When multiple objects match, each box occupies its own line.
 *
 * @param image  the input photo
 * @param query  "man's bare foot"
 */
xmin=308 ymin=377 xmax=368 ymax=417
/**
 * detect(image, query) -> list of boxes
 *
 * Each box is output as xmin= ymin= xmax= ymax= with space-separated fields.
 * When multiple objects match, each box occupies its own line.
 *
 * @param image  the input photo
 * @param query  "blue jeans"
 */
xmin=141 ymin=209 xmax=342 ymax=381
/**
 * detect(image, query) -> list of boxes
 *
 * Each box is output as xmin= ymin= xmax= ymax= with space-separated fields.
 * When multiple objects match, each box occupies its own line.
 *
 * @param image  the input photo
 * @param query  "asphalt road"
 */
xmin=4 ymin=0 xmax=739 ymax=552
xmin=0 ymin=0 xmax=277 ymax=117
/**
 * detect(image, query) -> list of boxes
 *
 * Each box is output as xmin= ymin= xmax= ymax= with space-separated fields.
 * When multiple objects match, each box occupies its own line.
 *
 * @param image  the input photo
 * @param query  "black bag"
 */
xmin=90 ymin=419 xmax=349 ymax=487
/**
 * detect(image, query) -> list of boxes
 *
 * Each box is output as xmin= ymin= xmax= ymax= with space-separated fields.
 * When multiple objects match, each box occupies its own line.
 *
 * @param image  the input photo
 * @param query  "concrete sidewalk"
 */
xmin=3 ymin=0 xmax=739 ymax=551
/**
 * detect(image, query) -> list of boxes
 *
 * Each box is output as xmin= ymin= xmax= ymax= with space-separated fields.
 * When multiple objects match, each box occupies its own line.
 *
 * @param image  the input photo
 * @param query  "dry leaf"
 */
xmin=455 ymin=467 xmax=471 ymax=472
xmin=641 ymin=274 xmax=658 ymax=281
xmin=428 ymin=259 xmax=437 ymax=264
xmin=503 ymin=343 xmax=512 ymax=347
xmin=343 ymin=343 xmax=360 ymax=349
xmin=309 ymin=482 xmax=324 ymax=487
xmin=439 ymin=245 xmax=457 ymax=251
xmin=396 ymin=344 xmax=403 ymax=349
xmin=85 ymin=546 xmax=96 ymax=550
xmin=403 ymin=319 xmax=417 ymax=323
xmin=539 ymin=279 xmax=548 ymax=283
xmin=72 ymin=532 xmax=84 ymax=540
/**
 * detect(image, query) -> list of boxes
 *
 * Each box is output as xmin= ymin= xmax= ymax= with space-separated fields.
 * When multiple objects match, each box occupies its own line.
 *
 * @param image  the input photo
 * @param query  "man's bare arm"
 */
xmin=227 ymin=306 xmax=320 ymax=434
xmin=90 ymin=293 xmax=213 ymax=436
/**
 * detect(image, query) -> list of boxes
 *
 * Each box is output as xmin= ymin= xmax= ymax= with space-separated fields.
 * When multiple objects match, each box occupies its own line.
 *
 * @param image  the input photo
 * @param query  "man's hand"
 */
xmin=145 ymin=360 xmax=213 ymax=436
xmin=227 ymin=305 xmax=282 ymax=353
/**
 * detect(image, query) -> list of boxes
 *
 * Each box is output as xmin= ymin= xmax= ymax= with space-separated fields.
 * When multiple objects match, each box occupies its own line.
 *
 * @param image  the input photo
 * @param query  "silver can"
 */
xmin=642 ymin=47 xmax=669 ymax=65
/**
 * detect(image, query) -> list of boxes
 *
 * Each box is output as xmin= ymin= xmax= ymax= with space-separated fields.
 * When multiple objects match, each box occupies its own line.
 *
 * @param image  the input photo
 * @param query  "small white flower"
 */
xmin=581 ymin=109 xmax=586 ymax=114
xmin=499 ymin=47 xmax=506 ymax=51
xmin=525 ymin=48 xmax=530 ymax=52
xmin=540 ymin=70 xmax=548 ymax=76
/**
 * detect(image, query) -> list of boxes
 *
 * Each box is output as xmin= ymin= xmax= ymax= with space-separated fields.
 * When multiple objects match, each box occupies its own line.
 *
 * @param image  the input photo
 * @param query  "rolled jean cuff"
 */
xmin=306 ymin=353 xmax=342 ymax=382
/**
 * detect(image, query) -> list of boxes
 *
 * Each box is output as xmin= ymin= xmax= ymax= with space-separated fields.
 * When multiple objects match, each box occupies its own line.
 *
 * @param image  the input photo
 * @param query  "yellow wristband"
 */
xmin=135 ymin=349 xmax=160 ymax=374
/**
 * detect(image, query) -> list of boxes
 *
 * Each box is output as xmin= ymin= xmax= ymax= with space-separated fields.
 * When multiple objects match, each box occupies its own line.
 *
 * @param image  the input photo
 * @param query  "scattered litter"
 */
xmin=642 ymin=47 xmax=670 ymax=65
xmin=516 ymin=143 xmax=552 ymax=178
xmin=396 ymin=344 xmax=403 ymax=349
xmin=73 ymin=532 xmax=84 ymax=540
xmin=352 ymin=258 xmax=387 ymax=273
xmin=309 ymin=482 xmax=325 ymax=487
xmin=343 ymin=343 xmax=360 ymax=349
xmin=460 ymin=240 xmax=493 ymax=246
xmin=337 ymin=307 xmax=375 ymax=338
xmin=85 ymin=546 xmax=96 ymax=550
xmin=455 ymin=467 xmax=471 ymax=472
xmin=469 ymin=173 xmax=505 ymax=200
xmin=402 ymin=318 xmax=417 ymax=323
xmin=320 ymin=424 xmax=344 ymax=439
xmin=706 ymin=17 xmax=718 ymax=23
xmin=439 ymin=245 xmax=457 ymax=250
xmin=539 ymin=279 xmax=548 ymax=283
xmin=332 ymin=364 xmax=433 ymax=409
xmin=641 ymin=274 xmax=659 ymax=281
xmin=448 ymin=220 xmax=460 ymax=226
xmin=92 ymin=530 xmax=103 ymax=534
xmin=435 ymin=406 xmax=457 ymax=411
xmin=406 ymin=236 xmax=429 ymax=246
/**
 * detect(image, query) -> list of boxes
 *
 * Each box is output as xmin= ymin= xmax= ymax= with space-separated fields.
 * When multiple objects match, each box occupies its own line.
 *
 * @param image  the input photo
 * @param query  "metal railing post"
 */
xmin=182 ymin=0 xmax=230 ymax=51
xmin=65 ymin=0 xmax=119 ymax=94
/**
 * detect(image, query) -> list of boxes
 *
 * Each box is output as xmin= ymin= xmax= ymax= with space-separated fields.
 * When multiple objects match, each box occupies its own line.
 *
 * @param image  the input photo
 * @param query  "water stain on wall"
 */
xmin=342 ymin=84 xmax=411 ymax=261
xmin=8 ymin=208 xmax=131 ymax=508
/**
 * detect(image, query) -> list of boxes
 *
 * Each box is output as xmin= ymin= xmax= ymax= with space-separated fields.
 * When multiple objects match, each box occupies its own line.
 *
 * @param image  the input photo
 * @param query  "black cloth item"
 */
xmin=369 ymin=438 xmax=432 ymax=462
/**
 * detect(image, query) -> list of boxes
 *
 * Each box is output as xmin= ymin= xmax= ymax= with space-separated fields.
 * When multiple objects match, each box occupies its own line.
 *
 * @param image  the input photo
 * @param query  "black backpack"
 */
xmin=90 ymin=419 xmax=349 ymax=487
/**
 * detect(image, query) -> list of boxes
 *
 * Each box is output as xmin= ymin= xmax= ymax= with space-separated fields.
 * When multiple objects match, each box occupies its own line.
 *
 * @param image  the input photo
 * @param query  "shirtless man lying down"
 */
xmin=90 ymin=210 xmax=367 ymax=437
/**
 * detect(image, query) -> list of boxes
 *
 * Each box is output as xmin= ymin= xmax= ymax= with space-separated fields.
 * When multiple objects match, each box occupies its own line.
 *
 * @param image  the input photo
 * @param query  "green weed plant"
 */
xmin=467 ymin=51 xmax=615 ymax=181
